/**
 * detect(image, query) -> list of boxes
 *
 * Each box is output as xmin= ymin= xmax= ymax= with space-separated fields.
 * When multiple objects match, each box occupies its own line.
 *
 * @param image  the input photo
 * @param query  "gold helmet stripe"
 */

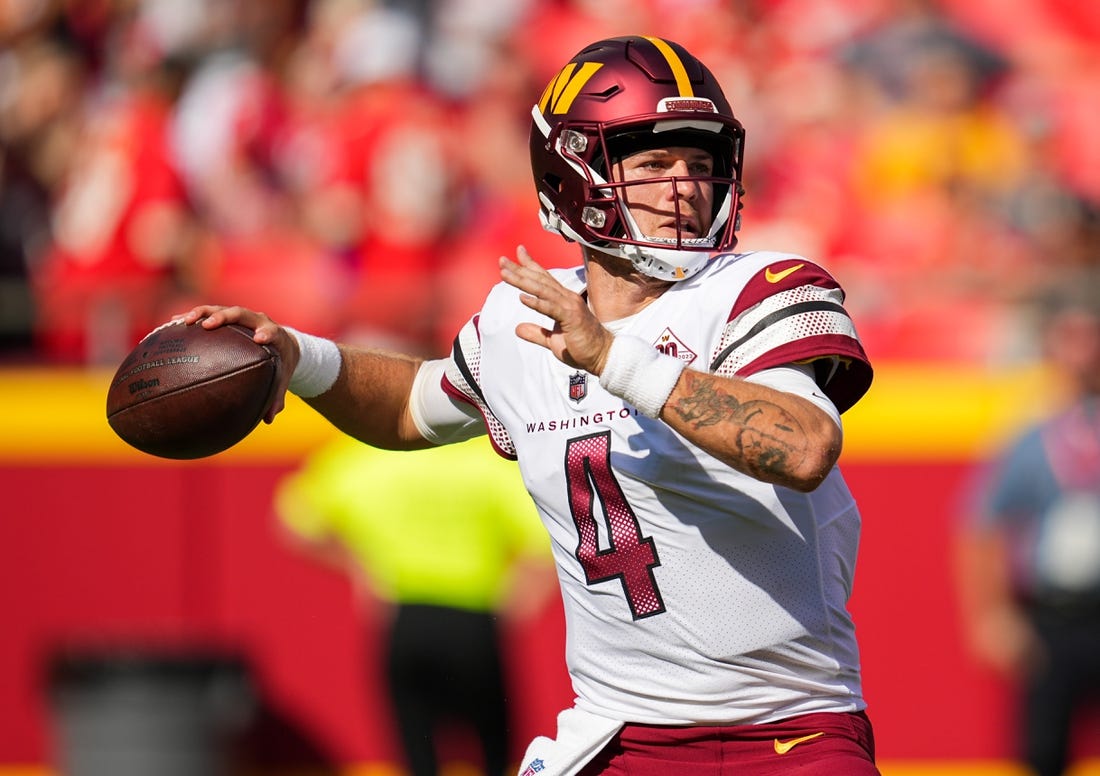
xmin=643 ymin=36 xmax=694 ymax=97
xmin=538 ymin=62 xmax=574 ymax=113
xmin=539 ymin=61 xmax=604 ymax=115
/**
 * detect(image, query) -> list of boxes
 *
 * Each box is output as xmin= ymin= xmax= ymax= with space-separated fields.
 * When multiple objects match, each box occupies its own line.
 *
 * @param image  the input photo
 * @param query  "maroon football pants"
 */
xmin=578 ymin=710 xmax=880 ymax=775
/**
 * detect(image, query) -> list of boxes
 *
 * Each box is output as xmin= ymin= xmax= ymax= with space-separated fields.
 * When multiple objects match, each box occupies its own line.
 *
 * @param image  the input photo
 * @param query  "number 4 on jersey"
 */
xmin=566 ymin=432 xmax=665 ymax=619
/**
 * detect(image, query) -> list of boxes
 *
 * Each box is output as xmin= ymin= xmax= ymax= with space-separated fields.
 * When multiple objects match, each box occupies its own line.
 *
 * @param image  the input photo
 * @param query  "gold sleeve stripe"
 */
xmin=643 ymin=36 xmax=694 ymax=97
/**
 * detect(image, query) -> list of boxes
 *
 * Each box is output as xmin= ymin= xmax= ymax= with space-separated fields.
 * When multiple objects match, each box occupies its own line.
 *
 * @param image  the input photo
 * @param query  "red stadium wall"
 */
xmin=1 ymin=365 xmax=1098 ymax=772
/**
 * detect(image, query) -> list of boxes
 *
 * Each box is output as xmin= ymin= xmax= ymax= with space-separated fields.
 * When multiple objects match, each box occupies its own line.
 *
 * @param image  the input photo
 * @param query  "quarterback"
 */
xmin=184 ymin=36 xmax=879 ymax=775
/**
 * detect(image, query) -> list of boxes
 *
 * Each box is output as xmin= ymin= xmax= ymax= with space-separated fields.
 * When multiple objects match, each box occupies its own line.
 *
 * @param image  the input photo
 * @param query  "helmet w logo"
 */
xmin=539 ymin=62 xmax=603 ymax=115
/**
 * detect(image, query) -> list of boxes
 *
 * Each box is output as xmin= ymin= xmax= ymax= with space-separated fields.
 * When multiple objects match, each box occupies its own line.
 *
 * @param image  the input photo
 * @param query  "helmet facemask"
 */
xmin=533 ymin=109 xmax=744 ymax=282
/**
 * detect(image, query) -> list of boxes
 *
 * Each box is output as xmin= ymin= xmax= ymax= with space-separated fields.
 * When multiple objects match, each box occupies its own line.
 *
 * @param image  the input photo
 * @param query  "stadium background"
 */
xmin=1 ymin=0 xmax=1099 ymax=773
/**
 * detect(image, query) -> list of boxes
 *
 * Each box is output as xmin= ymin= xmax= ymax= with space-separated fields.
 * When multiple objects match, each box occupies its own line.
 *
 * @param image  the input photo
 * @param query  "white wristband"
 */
xmin=285 ymin=327 xmax=342 ymax=398
xmin=598 ymin=335 xmax=685 ymax=418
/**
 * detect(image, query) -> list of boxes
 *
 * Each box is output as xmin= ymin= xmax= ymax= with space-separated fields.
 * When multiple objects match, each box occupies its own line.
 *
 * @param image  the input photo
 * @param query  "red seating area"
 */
xmin=1 ymin=0 xmax=1097 ymax=366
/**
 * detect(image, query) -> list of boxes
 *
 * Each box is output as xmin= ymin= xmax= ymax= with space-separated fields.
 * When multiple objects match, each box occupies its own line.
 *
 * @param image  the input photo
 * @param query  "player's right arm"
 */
xmin=182 ymin=305 xmax=438 ymax=450
xmin=306 ymin=342 xmax=433 ymax=450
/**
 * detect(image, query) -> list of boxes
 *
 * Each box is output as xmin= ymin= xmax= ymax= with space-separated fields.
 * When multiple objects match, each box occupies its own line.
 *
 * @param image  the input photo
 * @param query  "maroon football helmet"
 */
xmin=530 ymin=36 xmax=745 ymax=281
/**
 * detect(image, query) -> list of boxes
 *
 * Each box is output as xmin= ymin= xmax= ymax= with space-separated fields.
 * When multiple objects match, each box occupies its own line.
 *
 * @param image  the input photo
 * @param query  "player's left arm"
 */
xmin=661 ymin=368 xmax=840 ymax=492
xmin=501 ymin=247 xmax=857 ymax=493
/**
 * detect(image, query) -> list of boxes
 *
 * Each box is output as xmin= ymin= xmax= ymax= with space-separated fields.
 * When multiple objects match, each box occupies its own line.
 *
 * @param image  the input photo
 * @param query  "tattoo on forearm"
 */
xmin=669 ymin=374 xmax=740 ymax=428
xmin=669 ymin=372 xmax=806 ymax=478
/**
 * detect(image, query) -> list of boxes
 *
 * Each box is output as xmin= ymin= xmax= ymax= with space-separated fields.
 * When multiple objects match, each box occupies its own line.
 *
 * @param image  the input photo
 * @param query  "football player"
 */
xmin=184 ymin=35 xmax=879 ymax=776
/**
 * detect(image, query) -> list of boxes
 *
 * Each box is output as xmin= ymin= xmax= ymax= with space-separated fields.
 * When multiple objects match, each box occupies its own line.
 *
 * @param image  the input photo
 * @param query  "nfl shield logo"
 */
xmin=568 ymin=372 xmax=587 ymax=402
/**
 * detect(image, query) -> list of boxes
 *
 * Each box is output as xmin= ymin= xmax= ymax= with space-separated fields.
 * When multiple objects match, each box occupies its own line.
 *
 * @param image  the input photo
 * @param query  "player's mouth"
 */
xmin=658 ymin=218 xmax=700 ymax=238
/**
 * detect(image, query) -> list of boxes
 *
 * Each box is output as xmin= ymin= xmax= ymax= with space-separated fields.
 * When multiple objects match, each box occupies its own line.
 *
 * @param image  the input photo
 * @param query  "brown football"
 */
xmin=106 ymin=319 xmax=279 ymax=459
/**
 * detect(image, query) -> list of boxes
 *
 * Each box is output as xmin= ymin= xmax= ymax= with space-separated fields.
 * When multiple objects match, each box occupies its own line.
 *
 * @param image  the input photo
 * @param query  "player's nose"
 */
xmin=667 ymin=162 xmax=699 ymax=199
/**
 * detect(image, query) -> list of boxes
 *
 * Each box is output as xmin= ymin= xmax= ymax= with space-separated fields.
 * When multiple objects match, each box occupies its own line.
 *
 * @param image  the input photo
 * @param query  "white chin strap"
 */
xmin=619 ymin=242 xmax=713 ymax=282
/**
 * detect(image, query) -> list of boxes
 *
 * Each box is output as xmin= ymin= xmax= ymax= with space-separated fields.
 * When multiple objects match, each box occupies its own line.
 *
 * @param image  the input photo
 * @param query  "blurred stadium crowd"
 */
xmin=1 ymin=0 xmax=1098 ymax=367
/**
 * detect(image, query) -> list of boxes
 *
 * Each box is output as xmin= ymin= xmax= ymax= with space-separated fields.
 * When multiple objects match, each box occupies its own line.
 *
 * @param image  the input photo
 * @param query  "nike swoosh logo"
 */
xmin=773 ymin=731 xmax=825 ymax=754
xmin=765 ymin=263 xmax=805 ymax=283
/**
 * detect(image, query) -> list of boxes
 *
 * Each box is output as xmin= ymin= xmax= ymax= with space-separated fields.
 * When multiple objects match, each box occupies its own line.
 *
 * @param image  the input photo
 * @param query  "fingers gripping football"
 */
xmin=182 ymin=305 xmax=300 ymax=422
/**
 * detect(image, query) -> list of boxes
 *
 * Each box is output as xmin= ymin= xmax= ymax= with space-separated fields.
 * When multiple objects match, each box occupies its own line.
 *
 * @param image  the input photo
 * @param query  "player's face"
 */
xmin=612 ymin=146 xmax=715 ymax=241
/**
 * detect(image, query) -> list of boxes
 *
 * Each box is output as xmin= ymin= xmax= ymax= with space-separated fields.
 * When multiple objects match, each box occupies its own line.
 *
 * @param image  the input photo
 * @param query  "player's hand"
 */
xmin=179 ymin=305 xmax=300 ymax=423
xmin=500 ymin=246 xmax=613 ymax=375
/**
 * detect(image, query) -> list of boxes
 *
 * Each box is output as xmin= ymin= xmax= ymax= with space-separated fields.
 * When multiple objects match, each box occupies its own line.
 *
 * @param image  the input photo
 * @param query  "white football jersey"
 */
xmin=439 ymin=250 xmax=873 ymax=725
